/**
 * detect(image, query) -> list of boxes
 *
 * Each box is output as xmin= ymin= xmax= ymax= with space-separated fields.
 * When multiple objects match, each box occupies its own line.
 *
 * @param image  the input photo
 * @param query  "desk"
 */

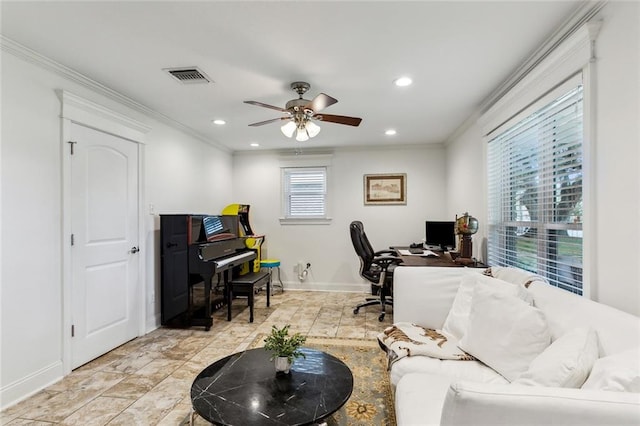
xmin=394 ymin=247 xmax=488 ymax=268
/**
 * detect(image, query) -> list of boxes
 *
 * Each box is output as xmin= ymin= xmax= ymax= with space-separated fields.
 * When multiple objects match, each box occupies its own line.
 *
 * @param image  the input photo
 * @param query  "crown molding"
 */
xmin=477 ymin=1 xmax=605 ymax=114
xmin=444 ymin=0 xmax=606 ymax=145
xmin=1 ymin=35 xmax=230 ymax=153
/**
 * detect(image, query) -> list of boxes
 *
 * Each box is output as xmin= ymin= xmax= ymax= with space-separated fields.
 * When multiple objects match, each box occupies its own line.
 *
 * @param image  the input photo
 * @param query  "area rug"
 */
xmin=186 ymin=336 xmax=395 ymax=426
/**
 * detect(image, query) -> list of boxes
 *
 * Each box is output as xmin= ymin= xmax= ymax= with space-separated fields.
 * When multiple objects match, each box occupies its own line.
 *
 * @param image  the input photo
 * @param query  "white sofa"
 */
xmin=389 ymin=266 xmax=640 ymax=426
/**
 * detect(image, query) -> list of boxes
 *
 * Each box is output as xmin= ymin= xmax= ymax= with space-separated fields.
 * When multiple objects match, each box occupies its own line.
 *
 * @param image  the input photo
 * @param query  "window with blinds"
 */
xmin=282 ymin=167 xmax=327 ymax=218
xmin=487 ymin=84 xmax=584 ymax=294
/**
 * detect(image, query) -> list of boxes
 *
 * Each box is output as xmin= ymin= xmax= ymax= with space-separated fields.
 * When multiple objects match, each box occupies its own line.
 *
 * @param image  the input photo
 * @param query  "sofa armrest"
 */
xmin=393 ymin=267 xmax=482 ymax=327
xmin=440 ymin=381 xmax=640 ymax=426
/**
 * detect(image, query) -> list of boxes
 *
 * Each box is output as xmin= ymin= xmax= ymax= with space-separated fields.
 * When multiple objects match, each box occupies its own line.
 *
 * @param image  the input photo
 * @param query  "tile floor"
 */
xmin=1 ymin=290 xmax=393 ymax=425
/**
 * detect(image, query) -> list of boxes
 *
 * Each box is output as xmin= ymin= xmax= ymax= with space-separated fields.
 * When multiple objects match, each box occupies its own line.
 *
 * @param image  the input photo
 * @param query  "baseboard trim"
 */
xmin=0 ymin=361 xmax=64 ymax=410
xmin=146 ymin=313 xmax=161 ymax=334
xmin=281 ymin=281 xmax=369 ymax=293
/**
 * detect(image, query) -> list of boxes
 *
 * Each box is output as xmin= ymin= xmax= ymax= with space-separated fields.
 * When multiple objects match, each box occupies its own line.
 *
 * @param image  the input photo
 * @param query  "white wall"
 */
xmin=1 ymin=50 xmax=65 ymax=409
xmin=0 ymin=51 xmax=233 ymax=408
xmin=232 ymin=146 xmax=448 ymax=291
xmin=445 ymin=122 xmax=487 ymax=261
xmin=445 ymin=1 xmax=640 ymax=316
xmin=591 ymin=1 xmax=640 ymax=316
xmin=144 ymin=125 xmax=233 ymax=329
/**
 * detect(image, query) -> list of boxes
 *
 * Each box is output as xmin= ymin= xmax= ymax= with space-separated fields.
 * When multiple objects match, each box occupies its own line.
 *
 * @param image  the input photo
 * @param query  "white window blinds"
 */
xmin=487 ymin=84 xmax=584 ymax=294
xmin=282 ymin=167 xmax=327 ymax=218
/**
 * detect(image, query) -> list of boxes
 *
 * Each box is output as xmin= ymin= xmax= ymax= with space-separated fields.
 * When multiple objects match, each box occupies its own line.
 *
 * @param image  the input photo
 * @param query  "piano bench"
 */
xmin=228 ymin=271 xmax=270 ymax=323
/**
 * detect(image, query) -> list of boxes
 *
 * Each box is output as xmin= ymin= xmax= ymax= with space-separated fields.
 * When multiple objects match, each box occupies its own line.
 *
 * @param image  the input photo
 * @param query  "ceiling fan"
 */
xmin=244 ymin=82 xmax=362 ymax=141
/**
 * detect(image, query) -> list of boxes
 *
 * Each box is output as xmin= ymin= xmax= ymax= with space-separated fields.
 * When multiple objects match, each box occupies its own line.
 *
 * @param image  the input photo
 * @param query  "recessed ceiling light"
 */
xmin=212 ymin=119 xmax=226 ymax=125
xmin=385 ymin=129 xmax=397 ymax=136
xmin=250 ymin=142 xmax=260 ymax=147
xmin=394 ymin=77 xmax=413 ymax=87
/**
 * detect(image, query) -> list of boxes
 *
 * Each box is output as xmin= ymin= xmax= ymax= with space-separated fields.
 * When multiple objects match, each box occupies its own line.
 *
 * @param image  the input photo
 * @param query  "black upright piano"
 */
xmin=160 ymin=214 xmax=256 ymax=330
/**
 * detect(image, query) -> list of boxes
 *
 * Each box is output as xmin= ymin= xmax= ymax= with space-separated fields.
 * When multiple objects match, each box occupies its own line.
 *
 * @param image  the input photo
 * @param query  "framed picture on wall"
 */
xmin=363 ymin=173 xmax=407 ymax=205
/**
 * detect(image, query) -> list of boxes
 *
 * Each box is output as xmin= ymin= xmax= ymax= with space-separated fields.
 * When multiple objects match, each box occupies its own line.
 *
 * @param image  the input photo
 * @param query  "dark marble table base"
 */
xmin=191 ymin=347 xmax=354 ymax=425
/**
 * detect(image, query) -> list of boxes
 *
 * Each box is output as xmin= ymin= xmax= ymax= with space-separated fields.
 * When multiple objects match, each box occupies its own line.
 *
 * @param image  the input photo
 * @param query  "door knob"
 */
xmin=129 ymin=246 xmax=140 ymax=254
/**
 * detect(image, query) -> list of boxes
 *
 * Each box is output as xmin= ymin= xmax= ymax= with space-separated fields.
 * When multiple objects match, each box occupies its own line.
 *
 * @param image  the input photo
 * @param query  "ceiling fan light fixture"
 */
xmin=281 ymin=121 xmax=297 ymax=138
xmin=296 ymin=127 xmax=310 ymax=142
xmin=245 ymin=81 xmax=361 ymax=141
xmin=306 ymin=120 xmax=321 ymax=138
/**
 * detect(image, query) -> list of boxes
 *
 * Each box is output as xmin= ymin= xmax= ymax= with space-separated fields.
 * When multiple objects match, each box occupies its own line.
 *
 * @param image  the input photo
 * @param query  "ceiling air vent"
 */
xmin=164 ymin=67 xmax=212 ymax=84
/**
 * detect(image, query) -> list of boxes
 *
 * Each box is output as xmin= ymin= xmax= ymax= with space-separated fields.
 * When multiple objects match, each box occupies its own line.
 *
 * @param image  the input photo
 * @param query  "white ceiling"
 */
xmin=1 ymin=1 xmax=583 ymax=152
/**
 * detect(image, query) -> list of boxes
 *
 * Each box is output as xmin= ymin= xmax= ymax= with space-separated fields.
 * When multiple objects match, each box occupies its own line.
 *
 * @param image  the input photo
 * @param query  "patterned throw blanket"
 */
xmin=377 ymin=322 xmax=475 ymax=369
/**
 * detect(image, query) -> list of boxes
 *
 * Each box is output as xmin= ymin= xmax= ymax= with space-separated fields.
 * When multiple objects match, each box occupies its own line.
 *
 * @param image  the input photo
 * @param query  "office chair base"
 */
xmin=353 ymin=298 xmax=393 ymax=321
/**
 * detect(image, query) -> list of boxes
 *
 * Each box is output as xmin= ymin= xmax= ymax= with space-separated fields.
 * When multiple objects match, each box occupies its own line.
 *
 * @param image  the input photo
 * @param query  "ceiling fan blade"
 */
xmin=248 ymin=117 xmax=290 ymax=127
xmin=244 ymin=100 xmax=288 ymax=112
xmin=316 ymin=114 xmax=362 ymax=127
xmin=306 ymin=93 xmax=338 ymax=112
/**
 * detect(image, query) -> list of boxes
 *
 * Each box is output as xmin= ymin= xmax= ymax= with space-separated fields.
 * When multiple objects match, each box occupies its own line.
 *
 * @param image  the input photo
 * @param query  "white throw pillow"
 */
xmin=513 ymin=327 xmax=599 ymax=388
xmin=443 ymin=273 xmax=532 ymax=339
xmin=582 ymin=347 xmax=640 ymax=392
xmin=489 ymin=265 xmax=547 ymax=287
xmin=458 ymin=283 xmax=550 ymax=382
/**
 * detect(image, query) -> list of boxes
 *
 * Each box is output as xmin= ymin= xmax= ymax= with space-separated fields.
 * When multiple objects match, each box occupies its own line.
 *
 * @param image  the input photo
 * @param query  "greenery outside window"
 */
xmin=487 ymin=84 xmax=584 ymax=294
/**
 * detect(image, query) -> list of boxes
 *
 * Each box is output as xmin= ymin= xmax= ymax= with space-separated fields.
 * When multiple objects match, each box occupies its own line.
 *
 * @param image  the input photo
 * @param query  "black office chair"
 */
xmin=350 ymin=221 xmax=403 ymax=321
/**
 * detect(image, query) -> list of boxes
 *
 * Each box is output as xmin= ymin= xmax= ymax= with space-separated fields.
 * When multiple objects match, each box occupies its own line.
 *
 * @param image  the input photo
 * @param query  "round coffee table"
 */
xmin=191 ymin=347 xmax=353 ymax=425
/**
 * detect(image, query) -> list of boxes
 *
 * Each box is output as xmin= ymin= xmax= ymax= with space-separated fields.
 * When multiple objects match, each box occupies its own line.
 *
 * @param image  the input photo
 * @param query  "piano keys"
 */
xmin=160 ymin=214 xmax=255 ymax=330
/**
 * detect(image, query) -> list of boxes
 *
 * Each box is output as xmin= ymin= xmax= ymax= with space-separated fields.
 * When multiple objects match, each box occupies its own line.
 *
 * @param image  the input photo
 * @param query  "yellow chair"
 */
xmin=260 ymin=259 xmax=283 ymax=294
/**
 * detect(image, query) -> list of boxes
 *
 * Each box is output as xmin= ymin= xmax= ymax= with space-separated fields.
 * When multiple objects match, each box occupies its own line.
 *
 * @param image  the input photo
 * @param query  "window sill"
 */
xmin=279 ymin=217 xmax=332 ymax=225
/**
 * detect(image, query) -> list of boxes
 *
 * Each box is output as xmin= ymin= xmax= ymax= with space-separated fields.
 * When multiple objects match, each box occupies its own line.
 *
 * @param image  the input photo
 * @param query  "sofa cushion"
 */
xmin=458 ymin=282 xmax=551 ymax=381
xmin=442 ymin=272 xmax=532 ymax=339
xmin=526 ymin=280 xmax=640 ymax=356
xmin=486 ymin=265 xmax=547 ymax=287
xmin=513 ymin=327 xmax=599 ymax=388
xmin=440 ymin=380 xmax=640 ymax=426
xmin=582 ymin=347 xmax=640 ymax=392
xmin=390 ymin=354 xmax=508 ymax=387
xmin=395 ymin=373 xmax=453 ymax=426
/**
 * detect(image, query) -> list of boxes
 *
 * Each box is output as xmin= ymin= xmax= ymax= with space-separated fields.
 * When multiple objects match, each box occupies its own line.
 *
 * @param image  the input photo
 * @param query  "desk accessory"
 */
xmin=455 ymin=212 xmax=478 ymax=260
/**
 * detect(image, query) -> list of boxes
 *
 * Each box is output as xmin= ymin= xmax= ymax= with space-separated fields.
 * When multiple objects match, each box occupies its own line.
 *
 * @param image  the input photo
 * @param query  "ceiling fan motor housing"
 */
xmin=287 ymin=82 xmax=314 ymax=117
xmin=285 ymin=98 xmax=313 ymax=113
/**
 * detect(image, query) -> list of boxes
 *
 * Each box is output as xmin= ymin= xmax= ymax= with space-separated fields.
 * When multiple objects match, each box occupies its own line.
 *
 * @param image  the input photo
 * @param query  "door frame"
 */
xmin=59 ymin=90 xmax=150 ymax=375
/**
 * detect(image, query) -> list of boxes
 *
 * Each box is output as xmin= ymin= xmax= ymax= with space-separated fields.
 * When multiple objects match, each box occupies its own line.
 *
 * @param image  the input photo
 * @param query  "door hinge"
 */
xmin=71 ymin=234 xmax=75 ymax=246
xmin=71 ymin=324 xmax=75 ymax=337
xmin=68 ymin=140 xmax=77 ymax=155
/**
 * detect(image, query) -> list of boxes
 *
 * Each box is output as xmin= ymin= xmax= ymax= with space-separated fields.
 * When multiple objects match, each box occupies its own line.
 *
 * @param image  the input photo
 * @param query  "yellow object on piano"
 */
xmin=222 ymin=204 xmax=254 ymax=236
xmin=222 ymin=204 xmax=263 ymax=274
xmin=245 ymin=236 xmax=265 ymax=273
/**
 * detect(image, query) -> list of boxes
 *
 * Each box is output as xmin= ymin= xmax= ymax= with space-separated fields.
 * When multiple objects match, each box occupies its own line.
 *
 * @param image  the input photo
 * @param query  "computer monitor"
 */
xmin=425 ymin=221 xmax=456 ymax=250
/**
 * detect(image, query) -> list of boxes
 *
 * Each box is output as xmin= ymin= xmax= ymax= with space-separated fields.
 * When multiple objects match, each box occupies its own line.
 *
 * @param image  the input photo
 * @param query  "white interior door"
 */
xmin=70 ymin=123 xmax=140 ymax=369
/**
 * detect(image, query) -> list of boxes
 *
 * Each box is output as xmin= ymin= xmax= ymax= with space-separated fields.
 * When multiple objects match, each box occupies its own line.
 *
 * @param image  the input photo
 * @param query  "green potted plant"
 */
xmin=263 ymin=324 xmax=307 ymax=374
